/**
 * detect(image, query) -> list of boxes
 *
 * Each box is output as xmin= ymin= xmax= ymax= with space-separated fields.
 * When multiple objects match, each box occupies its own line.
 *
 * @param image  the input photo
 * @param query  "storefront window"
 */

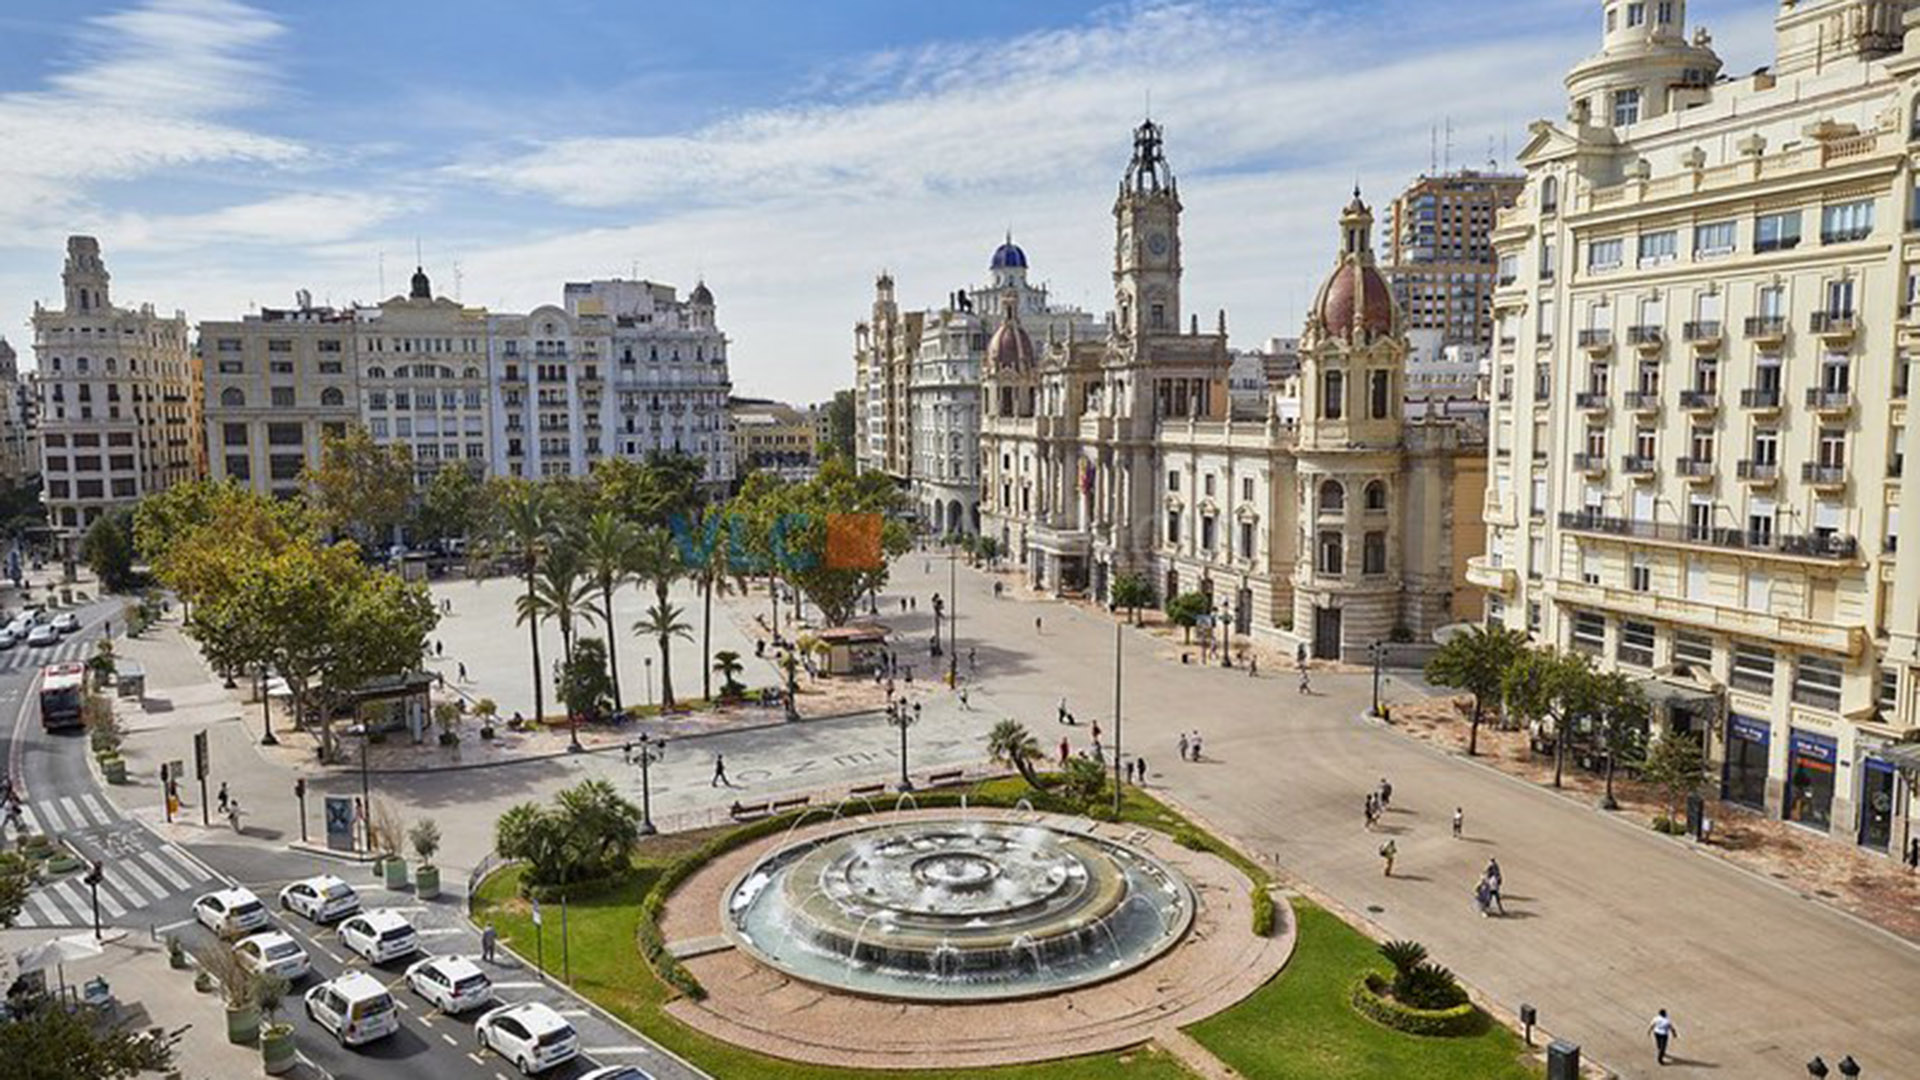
xmin=1859 ymin=759 xmax=1895 ymax=851
xmin=1785 ymin=730 xmax=1837 ymax=831
xmin=1722 ymin=715 xmax=1770 ymax=810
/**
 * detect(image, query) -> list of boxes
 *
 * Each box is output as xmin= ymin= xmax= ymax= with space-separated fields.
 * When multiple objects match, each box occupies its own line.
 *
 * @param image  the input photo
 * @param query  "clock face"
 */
xmin=1147 ymin=231 xmax=1169 ymax=256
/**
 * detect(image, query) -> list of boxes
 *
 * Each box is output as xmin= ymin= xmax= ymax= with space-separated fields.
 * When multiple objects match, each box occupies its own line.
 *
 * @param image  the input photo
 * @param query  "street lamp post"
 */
xmin=947 ymin=551 xmax=959 ymax=689
xmin=644 ymin=658 xmax=654 ymax=709
xmin=359 ymin=729 xmax=372 ymax=854
xmin=1370 ymin=641 xmax=1384 ymax=717
xmin=1112 ymin=619 xmax=1123 ymax=815
xmin=633 ymin=734 xmax=665 ymax=836
xmin=294 ymin=777 xmax=308 ymax=844
xmin=930 ymin=593 xmax=944 ymax=657
xmin=887 ymin=701 xmax=920 ymax=791
xmin=84 ymin=860 xmax=103 ymax=940
xmin=1220 ymin=598 xmax=1234 ymax=668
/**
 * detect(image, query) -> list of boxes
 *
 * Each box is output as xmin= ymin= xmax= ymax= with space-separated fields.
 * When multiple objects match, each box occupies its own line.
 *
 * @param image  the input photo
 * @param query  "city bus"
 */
xmin=39 ymin=662 xmax=85 ymax=731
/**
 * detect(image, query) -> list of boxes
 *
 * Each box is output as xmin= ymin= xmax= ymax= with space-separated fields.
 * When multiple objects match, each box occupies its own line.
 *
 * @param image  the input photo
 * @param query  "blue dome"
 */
xmin=990 ymin=241 xmax=1028 ymax=270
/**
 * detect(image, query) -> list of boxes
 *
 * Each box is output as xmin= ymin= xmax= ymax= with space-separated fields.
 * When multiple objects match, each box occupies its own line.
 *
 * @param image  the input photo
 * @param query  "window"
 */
xmin=1320 ymin=480 xmax=1346 ymax=515
xmin=268 ymin=454 xmax=304 ymax=481
xmin=1540 ymin=176 xmax=1559 ymax=215
xmin=220 ymin=388 xmax=244 ymax=407
xmin=1588 ymin=238 xmax=1624 ymax=271
xmin=1317 ymin=531 xmax=1344 ymax=575
xmin=1694 ymin=220 xmax=1736 ymax=256
xmin=1612 ymin=88 xmax=1640 ymax=126
xmin=1571 ymin=611 xmax=1606 ymax=653
xmin=1880 ymin=668 xmax=1900 ymax=717
xmin=1674 ymin=632 xmax=1713 ymax=670
xmin=1238 ymin=520 xmax=1254 ymax=558
xmin=1820 ymin=200 xmax=1874 ymax=244
xmin=1618 ymin=621 xmax=1656 ymax=667
xmin=1369 ymin=370 xmax=1390 ymax=418
xmin=223 ymin=454 xmax=250 ymax=481
xmin=1755 ymin=211 xmax=1801 ymax=253
xmin=222 ymin=423 xmax=247 ymax=446
xmin=1200 ymin=515 xmax=1216 ymax=552
xmin=1365 ymin=481 xmax=1387 ymax=511
xmin=1657 ymin=1 xmax=1673 ymax=23
xmin=1630 ymin=553 xmax=1652 ymax=592
xmin=1637 ymin=230 xmax=1677 ymax=265
xmin=1793 ymin=656 xmax=1843 ymax=710
xmin=1165 ymin=511 xmax=1180 ymax=545
xmin=1168 ymin=470 xmax=1179 ymax=492
xmin=270 ymin=387 xmax=295 ymax=408
xmin=1322 ymin=370 xmax=1344 ymax=419
xmin=1203 ymin=474 xmax=1215 ymax=497
xmin=1363 ymin=532 xmax=1386 ymax=575
xmin=1241 ymin=477 xmax=1253 ymax=501
xmin=1731 ymin=643 xmax=1776 ymax=695
xmin=320 ymin=387 xmax=344 ymax=407
xmin=1626 ymin=2 xmax=1645 ymax=26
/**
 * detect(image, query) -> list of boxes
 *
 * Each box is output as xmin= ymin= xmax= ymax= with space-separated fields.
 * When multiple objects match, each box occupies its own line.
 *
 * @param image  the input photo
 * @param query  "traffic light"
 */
xmin=294 ymin=778 xmax=306 ymax=801
xmin=83 ymin=860 xmax=103 ymax=887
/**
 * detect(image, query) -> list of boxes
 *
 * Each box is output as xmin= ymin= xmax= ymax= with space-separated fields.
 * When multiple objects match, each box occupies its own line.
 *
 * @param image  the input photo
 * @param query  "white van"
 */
xmin=304 ymin=971 xmax=399 ymax=1047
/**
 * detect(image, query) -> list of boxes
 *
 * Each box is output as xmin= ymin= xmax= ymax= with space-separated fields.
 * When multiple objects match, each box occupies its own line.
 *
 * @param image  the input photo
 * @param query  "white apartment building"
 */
xmin=1480 ymin=0 xmax=1920 ymax=853
xmin=360 ymin=268 xmax=492 ymax=486
xmin=0 ymin=339 xmax=36 ymax=486
xmin=33 ymin=236 xmax=203 ymax=549
xmin=203 ymin=293 xmax=360 ymax=499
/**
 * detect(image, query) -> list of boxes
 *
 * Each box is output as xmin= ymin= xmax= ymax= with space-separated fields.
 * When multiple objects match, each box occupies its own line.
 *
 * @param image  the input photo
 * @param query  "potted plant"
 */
xmin=100 ymin=754 xmax=126 ymax=785
xmin=256 ymin=974 xmax=295 ymax=1074
xmin=475 ymin=698 xmax=498 ymax=740
xmin=433 ymin=701 xmax=461 ymax=747
xmin=215 ymin=955 xmax=262 ymax=1046
xmin=372 ymin=799 xmax=408 ymax=889
xmin=166 ymin=935 xmax=189 ymax=970
xmin=193 ymin=969 xmax=215 ymax=994
xmin=410 ymin=819 xmax=442 ymax=899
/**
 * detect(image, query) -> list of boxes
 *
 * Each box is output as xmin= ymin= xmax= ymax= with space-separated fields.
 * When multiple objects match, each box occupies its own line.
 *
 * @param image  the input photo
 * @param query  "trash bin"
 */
xmin=1546 ymin=1040 xmax=1581 ymax=1080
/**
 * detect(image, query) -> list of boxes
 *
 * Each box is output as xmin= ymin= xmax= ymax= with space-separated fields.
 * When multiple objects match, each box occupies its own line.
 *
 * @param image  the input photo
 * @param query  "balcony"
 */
xmin=1679 ymin=389 xmax=1719 ymax=414
xmin=1627 ymin=325 xmax=1665 ymax=351
xmin=1573 ymin=452 xmax=1609 ymax=476
xmin=1682 ymin=321 xmax=1723 ymax=348
xmin=1465 ymin=555 xmax=1518 ymax=592
xmin=1558 ymin=510 xmax=1860 ymax=562
xmin=1575 ymin=391 xmax=1610 ymax=413
xmin=1805 ymin=387 xmax=1853 ymax=417
xmin=1624 ymin=391 xmax=1662 ymax=413
xmin=1740 ymin=388 xmax=1783 ymax=413
xmin=1547 ymin=577 xmax=1864 ymax=657
xmin=1743 ymin=316 xmax=1787 ymax=343
xmin=1736 ymin=459 xmax=1780 ymax=485
xmin=1621 ymin=454 xmax=1657 ymax=477
xmin=1802 ymin=462 xmax=1848 ymax=490
xmin=1821 ymin=225 xmax=1874 ymax=245
xmin=1674 ymin=456 xmax=1716 ymax=482
xmin=1578 ymin=328 xmax=1614 ymax=354
xmin=1810 ymin=311 xmax=1857 ymax=341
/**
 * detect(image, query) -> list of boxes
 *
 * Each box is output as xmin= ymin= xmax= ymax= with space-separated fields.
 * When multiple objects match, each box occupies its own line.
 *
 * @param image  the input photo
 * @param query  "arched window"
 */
xmin=220 ymin=388 xmax=245 ymax=407
xmin=367 ymin=366 xmax=386 ymax=379
xmin=1365 ymin=481 xmax=1387 ymax=512
xmin=1318 ymin=531 xmax=1344 ymax=576
xmin=320 ymin=387 xmax=344 ymax=407
xmin=1320 ymin=480 xmax=1346 ymax=516
xmin=463 ymin=367 xmax=479 ymax=380
xmin=104 ymin=358 xmax=116 ymax=374
xmin=1540 ymin=175 xmax=1559 ymax=215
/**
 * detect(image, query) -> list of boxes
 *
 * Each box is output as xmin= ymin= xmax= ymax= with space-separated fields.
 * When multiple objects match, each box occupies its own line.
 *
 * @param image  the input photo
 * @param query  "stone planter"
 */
xmin=101 ymin=758 xmax=126 ymax=785
xmin=225 ymin=1003 xmax=260 ymax=1045
xmin=382 ymin=857 xmax=408 ymax=890
xmin=370 ymin=855 xmax=388 ymax=880
xmin=414 ymin=864 xmax=440 ymax=900
xmin=46 ymin=852 xmax=81 ymax=875
xmin=260 ymin=1024 xmax=296 ymax=1073
xmin=480 ymin=725 xmax=495 ymax=741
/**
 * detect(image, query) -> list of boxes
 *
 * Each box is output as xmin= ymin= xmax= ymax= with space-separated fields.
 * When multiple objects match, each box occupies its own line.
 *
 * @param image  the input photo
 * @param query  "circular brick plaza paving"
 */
xmin=657 ymin=808 xmax=1295 ymax=1070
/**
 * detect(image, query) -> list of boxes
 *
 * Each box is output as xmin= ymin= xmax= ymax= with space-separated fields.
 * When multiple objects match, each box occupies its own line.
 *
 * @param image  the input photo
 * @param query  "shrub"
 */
xmin=1057 ymin=756 xmax=1108 ymax=808
xmin=1175 ymin=830 xmax=1209 ymax=852
xmin=1352 ymin=972 xmax=1482 ymax=1037
xmin=1378 ymin=940 xmax=1428 ymax=979
xmin=1251 ymin=886 xmax=1275 ymax=937
xmin=1399 ymin=960 xmax=1468 ymax=1010
xmin=1652 ymin=815 xmax=1686 ymax=835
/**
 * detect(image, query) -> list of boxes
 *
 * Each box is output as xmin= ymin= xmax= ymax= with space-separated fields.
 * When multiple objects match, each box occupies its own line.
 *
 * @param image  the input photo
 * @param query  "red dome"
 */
xmin=1314 ymin=262 xmax=1395 ymax=342
xmin=987 ymin=320 xmax=1036 ymax=371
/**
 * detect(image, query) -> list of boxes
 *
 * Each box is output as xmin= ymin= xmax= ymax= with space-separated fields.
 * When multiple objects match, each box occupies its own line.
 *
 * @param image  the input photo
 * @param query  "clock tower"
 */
xmin=1113 ymin=118 xmax=1181 ymax=342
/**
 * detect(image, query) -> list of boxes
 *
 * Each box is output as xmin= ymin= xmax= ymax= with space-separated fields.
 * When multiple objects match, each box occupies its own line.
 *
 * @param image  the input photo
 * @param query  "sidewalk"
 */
xmin=0 ymin=926 xmax=263 ymax=1080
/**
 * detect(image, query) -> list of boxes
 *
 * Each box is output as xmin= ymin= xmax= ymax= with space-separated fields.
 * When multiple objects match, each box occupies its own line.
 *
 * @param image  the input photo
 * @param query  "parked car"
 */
xmin=303 ymin=971 xmax=399 ymax=1047
xmin=404 ymin=954 xmax=493 ymax=1014
xmin=338 ymin=910 xmax=419 ymax=964
xmin=51 ymin=612 xmax=79 ymax=634
xmin=0 ymin=629 xmax=18 ymax=651
xmin=26 ymin=624 xmax=59 ymax=648
xmin=233 ymin=930 xmax=310 ymax=982
xmin=475 ymin=1001 xmax=579 ymax=1075
xmin=193 ymin=887 xmax=270 ymax=937
xmin=279 ymin=875 xmax=360 ymax=923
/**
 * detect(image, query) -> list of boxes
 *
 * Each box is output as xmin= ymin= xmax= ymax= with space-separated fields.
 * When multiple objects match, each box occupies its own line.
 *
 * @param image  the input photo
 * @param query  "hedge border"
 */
xmin=1349 ymin=972 xmax=1482 ymax=1038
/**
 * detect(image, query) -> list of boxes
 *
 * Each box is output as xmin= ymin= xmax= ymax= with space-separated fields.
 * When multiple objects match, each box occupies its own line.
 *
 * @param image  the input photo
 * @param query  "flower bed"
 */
xmin=1350 ymin=972 xmax=1482 ymax=1037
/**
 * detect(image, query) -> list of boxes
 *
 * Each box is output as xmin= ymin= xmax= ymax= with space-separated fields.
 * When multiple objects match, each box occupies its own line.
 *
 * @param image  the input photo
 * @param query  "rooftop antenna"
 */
xmin=414 ymin=236 xmax=423 ymax=269
xmin=1430 ymin=123 xmax=1438 ymax=174
xmin=1144 ymin=87 xmax=1151 ymax=119
xmin=1444 ymin=116 xmax=1454 ymax=173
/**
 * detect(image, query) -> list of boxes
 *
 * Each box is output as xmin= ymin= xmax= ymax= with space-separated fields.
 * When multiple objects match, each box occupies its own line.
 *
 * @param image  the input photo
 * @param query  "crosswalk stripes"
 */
xmin=0 ymin=634 xmax=94 ymax=676
xmin=14 ymin=845 xmax=213 ymax=928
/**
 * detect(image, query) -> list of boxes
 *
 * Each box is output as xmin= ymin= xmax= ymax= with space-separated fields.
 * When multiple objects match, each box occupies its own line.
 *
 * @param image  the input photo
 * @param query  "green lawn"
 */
xmin=1184 ymin=900 xmax=1539 ymax=1080
xmin=472 ymin=782 xmax=1538 ymax=1080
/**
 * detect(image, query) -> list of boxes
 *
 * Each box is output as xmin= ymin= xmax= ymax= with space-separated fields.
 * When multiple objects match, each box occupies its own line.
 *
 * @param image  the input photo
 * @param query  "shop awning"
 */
xmin=1635 ymin=677 xmax=1720 ymax=711
xmin=1878 ymin=741 xmax=1920 ymax=781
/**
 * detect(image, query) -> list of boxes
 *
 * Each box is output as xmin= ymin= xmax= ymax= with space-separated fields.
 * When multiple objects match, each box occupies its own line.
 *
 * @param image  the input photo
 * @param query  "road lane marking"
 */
xmin=490 ymin=981 xmax=541 ymax=989
xmin=417 ymin=928 xmax=462 ymax=936
xmin=90 ymin=880 xmax=127 ymax=919
xmin=133 ymin=849 xmax=192 ymax=891
xmin=80 ymin=793 xmax=116 ymax=826
xmin=55 ymin=796 xmax=82 ymax=830
xmin=26 ymin=888 xmax=65 ymax=925
xmin=154 ymin=917 xmax=196 ymax=934
xmin=112 ymin=856 xmax=167 ymax=903
xmin=441 ymin=1033 xmax=457 ymax=1046
xmin=584 ymin=1046 xmax=655 ymax=1054
xmin=153 ymin=846 xmax=211 ymax=885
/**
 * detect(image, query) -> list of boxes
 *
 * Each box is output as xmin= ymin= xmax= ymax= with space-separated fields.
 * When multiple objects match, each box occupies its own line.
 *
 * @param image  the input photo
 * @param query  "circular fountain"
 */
xmin=724 ymin=818 xmax=1194 ymax=1000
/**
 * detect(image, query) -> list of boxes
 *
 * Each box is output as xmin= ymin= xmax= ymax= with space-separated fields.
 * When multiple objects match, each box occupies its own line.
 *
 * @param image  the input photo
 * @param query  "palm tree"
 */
xmin=633 ymin=600 xmax=693 ymax=711
xmin=531 ymin=542 xmax=594 ymax=672
xmin=712 ymin=649 xmax=745 ymax=698
xmin=988 ymin=719 xmax=1046 ymax=789
xmin=1424 ymin=625 xmax=1526 ymax=756
xmin=691 ymin=504 xmax=734 ymax=702
xmin=580 ymin=511 xmax=636 ymax=713
xmin=497 ymin=482 xmax=549 ymax=725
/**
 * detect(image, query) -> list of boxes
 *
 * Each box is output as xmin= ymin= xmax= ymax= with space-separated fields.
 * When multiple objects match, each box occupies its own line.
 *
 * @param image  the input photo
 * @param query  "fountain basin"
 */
xmin=723 ymin=818 xmax=1194 ymax=1001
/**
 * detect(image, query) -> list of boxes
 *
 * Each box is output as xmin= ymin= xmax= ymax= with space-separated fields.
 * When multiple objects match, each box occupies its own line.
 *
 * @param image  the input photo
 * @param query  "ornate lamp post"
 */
xmin=632 ymin=733 xmax=665 ymax=836
xmin=930 ymin=593 xmax=944 ymax=657
xmin=887 ymin=700 xmax=921 ymax=791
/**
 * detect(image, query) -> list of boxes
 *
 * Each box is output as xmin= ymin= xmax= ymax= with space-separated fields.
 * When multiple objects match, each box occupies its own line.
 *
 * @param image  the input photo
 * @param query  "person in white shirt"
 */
xmin=1647 ymin=1008 xmax=1677 ymax=1064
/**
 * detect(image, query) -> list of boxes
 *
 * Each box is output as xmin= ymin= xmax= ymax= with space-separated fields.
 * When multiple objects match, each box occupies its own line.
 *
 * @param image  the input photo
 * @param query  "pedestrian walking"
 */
xmin=1136 ymin=755 xmax=1147 ymax=782
xmin=1091 ymin=720 xmax=1102 ymax=745
xmin=1364 ymin=793 xmax=1377 ymax=830
xmin=1190 ymin=733 xmax=1203 ymax=761
xmin=481 ymin=923 xmax=497 ymax=963
xmin=1647 ymin=1009 xmax=1677 ymax=1065
xmin=623 ymin=742 xmax=634 ymax=766
xmin=435 ymin=640 xmax=444 ymax=657
xmin=1474 ymin=877 xmax=1492 ymax=917
xmin=910 ymin=596 xmax=917 ymax=611
xmin=1059 ymin=736 xmax=1070 ymax=767
xmin=217 ymin=782 xmax=230 ymax=814
xmin=1484 ymin=859 xmax=1505 ymax=914
xmin=1248 ymin=656 xmax=1258 ymax=678
xmin=1451 ymin=807 xmax=1464 ymax=838
xmin=1908 ymin=837 xmax=1919 ymax=872
xmin=1035 ymin=616 xmax=1043 ymax=634
xmin=711 ymin=754 xmax=730 ymax=788
xmin=1378 ymin=777 xmax=1393 ymax=809
xmin=959 ymin=688 xmax=971 ymax=710
xmin=1296 ymin=642 xmax=1307 ymax=667
xmin=1378 ymin=838 xmax=1397 ymax=877
xmin=967 ymin=648 xmax=977 ymax=674
xmin=457 ymin=662 xmax=468 ymax=683
xmin=1177 ymin=732 xmax=1189 ymax=761
xmin=1298 ymin=668 xmax=1311 ymax=694
xmin=901 ymin=597 xmax=908 ymax=612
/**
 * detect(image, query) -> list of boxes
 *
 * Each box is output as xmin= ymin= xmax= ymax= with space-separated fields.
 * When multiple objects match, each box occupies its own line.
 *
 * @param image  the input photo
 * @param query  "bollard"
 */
xmin=1545 ymin=1040 xmax=1581 ymax=1080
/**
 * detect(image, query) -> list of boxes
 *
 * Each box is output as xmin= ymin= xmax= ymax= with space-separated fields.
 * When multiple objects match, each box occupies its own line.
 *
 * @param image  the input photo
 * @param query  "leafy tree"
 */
xmin=304 ymin=426 xmax=415 ymax=545
xmin=1058 ymin=755 xmax=1108 ymax=808
xmin=764 ymin=457 xmax=911 ymax=626
xmin=1425 ymin=625 xmax=1527 ymax=756
xmin=0 ymin=850 xmax=31 ymax=928
xmin=414 ymin=462 xmax=484 ymax=543
xmin=557 ymin=637 xmax=614 ymax=723
xmin=0 ymin=1002 xmax=174 ymax=1078
xmin=988 ymin=719 xmax=1046 ymax=789
xmin=1109 ymin=572 xmax=1153 ymax=625
xmin=592 ymin=452 xmax=704 ymax=530
xmin=1590 ymin=670 xmax=1649 ymax=809
xmin=579 ymin=511 xmax=636 ymax=712
xmin=687 ymin=504 xmax=735 ymax=702
xmin=711 ymin=649 xmax=746 ymax=698
xmin=1165 ymin=591 xmax=1212 ymax=644
xmin=633 ymin=600 xmax=693 ymax=710
xmin=826 ymin=389 xmax=857 ymax=462
xmin=80 ymin=506 xmax=138 ymax=592
xmin=496 ymin=780 xmax=642 ymax=887
xmin=1640 ymin=730 xmax=1709 ymax=825
xmin=1502 ymin=647 xmax=1600 ymax=788
xmin=976 ymin=534 xmax=1001 ymax=568
xmin=0 ymin=473 xmax=46 ymax=543
xmin=492 ymin=478 xmax=550 ymax=723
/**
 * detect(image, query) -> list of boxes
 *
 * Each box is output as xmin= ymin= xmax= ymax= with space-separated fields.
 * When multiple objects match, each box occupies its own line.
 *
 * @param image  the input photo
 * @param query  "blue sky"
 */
xmin=0 ymin=0 xmax=1775 ymax=402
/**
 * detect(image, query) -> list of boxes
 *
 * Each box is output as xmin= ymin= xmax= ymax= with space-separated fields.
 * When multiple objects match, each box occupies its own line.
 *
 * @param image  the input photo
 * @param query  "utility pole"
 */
xmin=1112 ymin=620 xmax=1123 ymax=816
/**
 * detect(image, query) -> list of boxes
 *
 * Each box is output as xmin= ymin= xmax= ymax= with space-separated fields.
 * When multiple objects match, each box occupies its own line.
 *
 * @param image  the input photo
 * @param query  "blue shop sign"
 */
xmin=1789 ymin=729 xmax=1837 ymax=764
xmin=1864 ymin=756 xmax=1895 ymax=776
xmin=1728 ymin=714 xmax=1772 ymax=745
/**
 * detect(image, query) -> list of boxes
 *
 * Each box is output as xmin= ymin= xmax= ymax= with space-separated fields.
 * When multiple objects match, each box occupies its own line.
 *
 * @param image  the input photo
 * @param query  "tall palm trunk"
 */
xmin=602 ymin=583 xmax=623 ymax=713
xmin=769 ymin=572 xmax=780 ymax=633
xmin=524 ymin=561 xmax=544 ymax=723
xmin=657 ymin=633 xmax=676 ymax=710
xmin=702 ymin=574 xmax=714 ymax=702
xmin=1467 ymin=697 xmax=1482 ymax=757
